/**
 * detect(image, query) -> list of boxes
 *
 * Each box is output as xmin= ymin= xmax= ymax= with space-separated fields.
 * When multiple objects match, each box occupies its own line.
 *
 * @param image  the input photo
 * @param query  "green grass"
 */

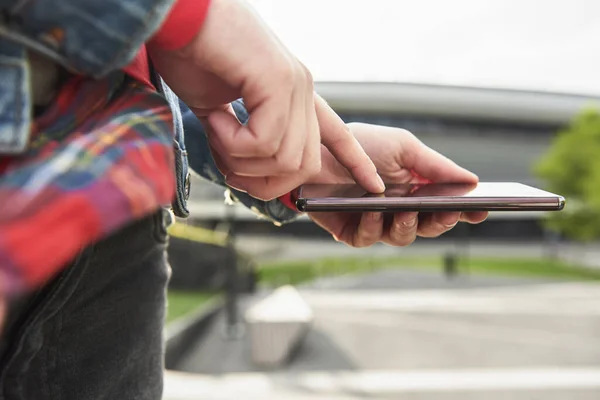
xmin=464 ymin=257 xmax=600 ymax=281
xmin=257 ymin=256 xmax=433 ymax=286
xmin=257 ymin=255 xmax=600 ymax=287
xmin=166 ymin=291 xmax=217 ymax=323
xmin=166 ymin=256 xmax=600 ymax=323
xmin=166 ymin=221 xmax=600 ymax=320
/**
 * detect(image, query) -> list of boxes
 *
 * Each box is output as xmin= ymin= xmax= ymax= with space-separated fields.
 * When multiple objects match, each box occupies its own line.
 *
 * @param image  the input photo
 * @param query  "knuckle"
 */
xmin=257 ymin=139 xmax=280 ymax=157
xmin=397 ymin=128 xmax=413 ymax=137
xmin=256 ymin=117 xmax=289 ymax=157
xmin=275 ymin=58 xmax=297 ymax=88
xmin=307 ymin=147 xmax=322 ymax=173
xmin=307 ymin=159 xmax=322 ymax=176
xmin=288 ymin=154 xmax=304 ymax=172
xmin=229 ymin=165 xmax=246 ymax=175
xmin=273 ymin=154 xmax=301 ymax=174
xmin=391 ymin=228 xmax=414 ymax=246
xmin=436 ymin=221 xmax=456 ymax=233
xmin=301 ymin=63 xmax=314 ymax=89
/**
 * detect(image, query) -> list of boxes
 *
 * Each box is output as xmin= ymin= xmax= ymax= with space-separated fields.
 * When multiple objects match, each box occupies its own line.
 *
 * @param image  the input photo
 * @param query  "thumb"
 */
xmin=315 ymin=94 xmax=385 ymax=193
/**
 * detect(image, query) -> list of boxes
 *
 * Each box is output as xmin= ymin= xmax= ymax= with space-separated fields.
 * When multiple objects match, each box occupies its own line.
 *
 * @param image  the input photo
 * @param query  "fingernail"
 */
xmin=403 ymin=218 xmax=417 ymax=228
xmin=375 ymin=174 xmax=386 ymax=192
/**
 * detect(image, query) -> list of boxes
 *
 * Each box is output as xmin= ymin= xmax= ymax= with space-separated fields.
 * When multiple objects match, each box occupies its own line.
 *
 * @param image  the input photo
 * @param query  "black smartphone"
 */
xmin=295 ymin=182 xmax=565 ymax=212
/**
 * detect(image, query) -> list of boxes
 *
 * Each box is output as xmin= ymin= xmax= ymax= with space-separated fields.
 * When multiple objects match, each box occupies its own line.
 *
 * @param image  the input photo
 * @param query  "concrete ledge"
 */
xmin=165 ymin=297 xmax=223 ymax=369
xmin=245 ymin=286 xmax=314 ymax=367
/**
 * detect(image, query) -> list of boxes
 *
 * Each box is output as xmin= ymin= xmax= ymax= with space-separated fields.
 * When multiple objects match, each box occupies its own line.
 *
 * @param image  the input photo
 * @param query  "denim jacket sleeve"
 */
xmin=0 ymin=0 xmax=175 ymax=77
xmin=181 ymin=99 xmax=299 ymax=226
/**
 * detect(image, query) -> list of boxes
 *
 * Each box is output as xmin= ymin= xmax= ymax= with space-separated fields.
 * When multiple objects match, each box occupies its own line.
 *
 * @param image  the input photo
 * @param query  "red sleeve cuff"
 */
xmin=150 ymin=0 xmax=212 ymax=51
xmin=278 ymin=191 xmax=299 ymax=212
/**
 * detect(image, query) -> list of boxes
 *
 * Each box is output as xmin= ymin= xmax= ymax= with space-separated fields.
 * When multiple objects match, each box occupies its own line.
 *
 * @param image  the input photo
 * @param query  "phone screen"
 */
xmin=298 ymin=182 xmax=558 ymax=199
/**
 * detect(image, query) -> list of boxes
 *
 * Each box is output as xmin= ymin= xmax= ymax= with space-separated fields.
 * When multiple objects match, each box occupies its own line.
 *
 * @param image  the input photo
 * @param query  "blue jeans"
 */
xmin=0 ymin=210 xmax=171 ymax=400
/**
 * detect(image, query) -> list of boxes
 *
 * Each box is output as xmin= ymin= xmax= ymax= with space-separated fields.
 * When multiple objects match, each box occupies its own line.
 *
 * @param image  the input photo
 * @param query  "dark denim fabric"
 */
xmin=0 ymin=210 xmax=171 ymax=400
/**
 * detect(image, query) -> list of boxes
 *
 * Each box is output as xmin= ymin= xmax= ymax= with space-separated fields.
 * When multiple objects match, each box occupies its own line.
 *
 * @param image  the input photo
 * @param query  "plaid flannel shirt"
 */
xmin=0 ymin=73 xmax=176 ymax=296
xmin=0 ymin=72 xmax=299 ymax=298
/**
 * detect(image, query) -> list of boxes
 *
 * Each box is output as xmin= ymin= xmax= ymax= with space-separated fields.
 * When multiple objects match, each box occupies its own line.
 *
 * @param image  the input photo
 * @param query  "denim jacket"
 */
xmin=0 ymin=0 xmax=297 ymax=225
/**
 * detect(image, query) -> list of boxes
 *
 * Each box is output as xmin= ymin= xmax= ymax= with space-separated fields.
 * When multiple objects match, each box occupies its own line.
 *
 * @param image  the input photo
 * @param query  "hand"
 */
xmin=149 ymin=0 xmax=383 ymax=200
xmin=308 ymin=123 xmax=488 ymax=247
xmin=211 ymin=95 xmax=384 ymax=199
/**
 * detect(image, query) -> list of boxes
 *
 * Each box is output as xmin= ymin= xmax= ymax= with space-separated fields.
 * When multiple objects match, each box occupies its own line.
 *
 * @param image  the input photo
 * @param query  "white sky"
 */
xmin=253 ymin=0 xmax=600 ymax=96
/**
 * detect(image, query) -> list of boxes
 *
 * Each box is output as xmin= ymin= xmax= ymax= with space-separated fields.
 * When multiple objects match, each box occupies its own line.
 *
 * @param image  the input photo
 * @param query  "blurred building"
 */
xmin=320 ymin=81 xmax=599 ymax=186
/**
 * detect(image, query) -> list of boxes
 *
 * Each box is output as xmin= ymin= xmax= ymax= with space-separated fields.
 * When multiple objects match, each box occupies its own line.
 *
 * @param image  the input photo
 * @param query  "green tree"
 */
xmin=535 ymin=108 xmax=600 ymax=241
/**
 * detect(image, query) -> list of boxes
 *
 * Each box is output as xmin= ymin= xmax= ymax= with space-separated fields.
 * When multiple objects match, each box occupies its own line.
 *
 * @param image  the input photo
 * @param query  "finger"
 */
xmin=315 ymin=95 xmax=385 ymax=193
xmin=208 ymin=143 xmax=231 ymax=177
xmin=301 ymin=86 xmax=323 ymax=179
xmin=224 ymin=128 xmax=319 ymax=199
xmin=208 ymin=87 xmax=308 ymax=177
xmin=207 ymin=95 xmax=290 ymax=158
xmin=402 ymin=137 xmax=479 ymax=184
xmin=310 ymin=211 xmax=384 ymax=248
xmin=382 ymin=212 xmax=418 ymax=247
xmin=200 ymin=104 xmax=236 ymax=177
xmin=323 ymin=211 xmax=383 ymax=248
xmin=348 ymin=212 xmax=385 ymax=247
xmin=193 ymin=102 xmax=236 ymax=120
xmin=251 ymin=73 xmax=307 ymax=173
xmin=224 ymin=91 xmax=322 ymax=200
xmin=224 ymin=121 xmax=320 ymax=200
xmin=238 ymin=62 xmax=303 ymax=157
xmin=460 ymin=211 xmax=489 ymax=224
xmin=226 ymin=170 xmax=306 ymax=201
xmin=309 ymin=212 xmax=354 ymax=244
xmin=417 ymin=211 xmax=461 ymax=238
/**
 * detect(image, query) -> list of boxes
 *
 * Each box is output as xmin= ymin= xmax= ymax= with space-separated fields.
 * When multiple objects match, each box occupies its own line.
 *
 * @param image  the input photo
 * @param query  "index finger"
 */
xmin=315 ymin=94 xmax=385 ymax=194
xmin=403 ymin=138 xmax=479 ymax=184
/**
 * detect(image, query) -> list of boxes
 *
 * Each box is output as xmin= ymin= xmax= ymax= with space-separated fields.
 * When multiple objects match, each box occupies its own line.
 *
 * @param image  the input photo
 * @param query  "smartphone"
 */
xmin=294 ymin=182 xmax=565 ymax=212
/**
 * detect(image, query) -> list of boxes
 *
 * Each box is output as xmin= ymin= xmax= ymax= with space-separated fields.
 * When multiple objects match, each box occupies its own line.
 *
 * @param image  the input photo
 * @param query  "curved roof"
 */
xmin=254 ymin=0 xmax=600 ymax=96
xmin=315 ymin=81 xmax=600 ymax=124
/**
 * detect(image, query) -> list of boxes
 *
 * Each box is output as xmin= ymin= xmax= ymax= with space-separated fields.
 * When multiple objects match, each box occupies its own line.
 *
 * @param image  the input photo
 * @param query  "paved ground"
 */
xmin=301 ymin=269 xmax=553 ymax=291
xmin=164 ymin=269 xmax=600 ymax=400
xmin=234 ymin=235 xmax=600 ymax=268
